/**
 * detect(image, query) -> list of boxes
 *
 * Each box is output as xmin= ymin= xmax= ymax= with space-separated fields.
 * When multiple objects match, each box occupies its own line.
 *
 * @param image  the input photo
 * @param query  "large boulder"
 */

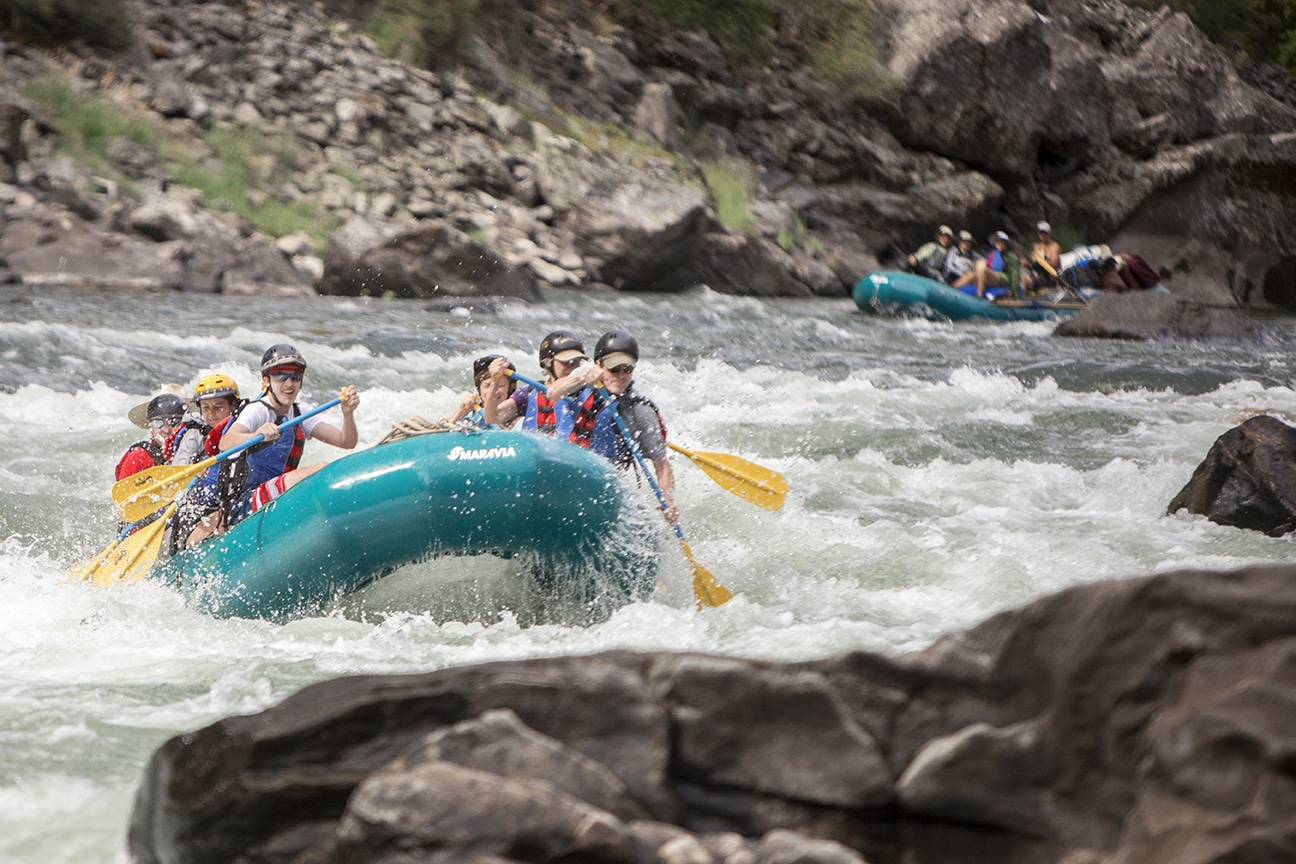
xmin=1167 ymin=415 xmax=1296 ymax=535
xmin=1053 ymin=291 xmax=1265 ymax=340
xmin=130 ymin=566 xmax=1296 ymax=864
xmin=319 ymin=214 xmax=542 ymax=300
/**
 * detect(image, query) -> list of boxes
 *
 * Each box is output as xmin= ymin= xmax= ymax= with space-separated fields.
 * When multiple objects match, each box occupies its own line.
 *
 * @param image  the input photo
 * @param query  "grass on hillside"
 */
xmin=17 ymin=78 xmax=341 ymax=245
xmin=700 ymin=161 xmax=754 ymax=233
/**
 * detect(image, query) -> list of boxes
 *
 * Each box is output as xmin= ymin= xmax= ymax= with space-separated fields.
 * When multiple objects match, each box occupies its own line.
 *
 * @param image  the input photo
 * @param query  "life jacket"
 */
xmin=216 ymin=401 xmax=305 ymax=527
xmin=523 ymin=388 xmax=572 ymax=438
xmin=591 ymin=387 xmax=667 ymax=468
xmin=163 ymin=419 xmax=211 ymax=464
xmin=114 ymin=438 xmax=163 ymax=480
xmin=204 ymin=415 xmax=236 ymax=457
xmin=566 ymin=389 xmax=601 ymax=448
xmin=243 ymin=401 xmax=305 ymax=489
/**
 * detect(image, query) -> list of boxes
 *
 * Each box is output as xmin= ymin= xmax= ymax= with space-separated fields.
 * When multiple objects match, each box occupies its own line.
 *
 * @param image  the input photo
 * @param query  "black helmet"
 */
xmin=537 ymin=330 xmax=585 ymax=367
xmin=594 ymin=330 xmax=639 ymax=368
xmin=147 ymin=393 xmax=187 ymax=422
xmin=260 ymin=343 xmax=308 ymax=375
xmin=473 ymin=354 xmax=517 ymax=394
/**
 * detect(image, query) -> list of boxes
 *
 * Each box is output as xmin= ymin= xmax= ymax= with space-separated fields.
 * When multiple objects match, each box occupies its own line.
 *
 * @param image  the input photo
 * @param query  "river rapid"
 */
xmin=3 ymin=283 xmax=1295 ymax=861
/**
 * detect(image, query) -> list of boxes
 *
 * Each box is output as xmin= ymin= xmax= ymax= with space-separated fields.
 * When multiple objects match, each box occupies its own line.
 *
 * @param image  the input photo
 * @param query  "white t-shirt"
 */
xmin=232 ymin=401 xmax=326 ymax=442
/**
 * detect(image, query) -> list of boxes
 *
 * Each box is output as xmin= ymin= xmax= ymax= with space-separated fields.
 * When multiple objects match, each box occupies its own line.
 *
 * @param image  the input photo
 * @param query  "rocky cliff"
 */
xmin=1 ymin=0 xmax=1294 ymax=305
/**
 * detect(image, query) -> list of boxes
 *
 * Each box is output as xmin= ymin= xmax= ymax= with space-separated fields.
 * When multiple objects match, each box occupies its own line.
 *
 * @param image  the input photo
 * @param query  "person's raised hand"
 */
xmin=339 ymin=385 xmax=360 ymax=414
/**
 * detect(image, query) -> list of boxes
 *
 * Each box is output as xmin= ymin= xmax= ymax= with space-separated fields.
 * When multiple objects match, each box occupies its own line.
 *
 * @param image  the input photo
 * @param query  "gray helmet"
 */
xmin=537 ymin=330 xmax=585 ymax=368
xmin=260 ymin=343 xmax=308 ymax=375
xmin=146 ymin=393 xmax=187 ymax=422
xmin=594 ymin=330 xmax=639 ymax=366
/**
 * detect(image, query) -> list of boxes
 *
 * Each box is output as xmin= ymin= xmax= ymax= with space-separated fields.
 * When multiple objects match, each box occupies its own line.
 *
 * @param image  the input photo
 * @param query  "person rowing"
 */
xmin=548 ymin=330 xmax=677 ymax=522
xmin=217 ymin=343 xmax=360 ymax=529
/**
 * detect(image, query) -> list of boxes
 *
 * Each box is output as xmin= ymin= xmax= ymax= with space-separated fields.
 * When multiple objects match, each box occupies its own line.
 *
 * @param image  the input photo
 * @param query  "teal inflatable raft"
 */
xmin=854 ymin=270 xmax=1092 ymax=322
xmin=151 ymin=429 xmax=652 ymax=621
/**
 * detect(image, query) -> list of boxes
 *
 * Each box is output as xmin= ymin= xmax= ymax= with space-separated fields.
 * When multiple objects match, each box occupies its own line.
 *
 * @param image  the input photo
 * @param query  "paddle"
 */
xmin=507 ymin=370 xmax=732 ymax=607
xmin=111 ymin=397 xmax=342 ymax=523
xmin=666 ymin=442 xmax=786 ymax=511
xmin=596 ymin=385 xmax=733 ymax=608
xmin=509 ymin=371 xmax=785 ymax=510
xmin=72 ymin=501 xmax=177 ymax=585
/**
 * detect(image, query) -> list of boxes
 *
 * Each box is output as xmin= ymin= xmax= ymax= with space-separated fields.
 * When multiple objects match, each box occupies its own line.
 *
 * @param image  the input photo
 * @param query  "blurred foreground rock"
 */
xmin=130 ymin=565 xmax=1296 ymax=864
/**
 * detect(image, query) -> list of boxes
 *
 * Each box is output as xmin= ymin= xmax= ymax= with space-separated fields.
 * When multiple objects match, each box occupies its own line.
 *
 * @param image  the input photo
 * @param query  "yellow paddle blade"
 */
xmin=668 ymin=442 xmax=788 ymax=511
xmin=70 ymin=506 xmax=173 ymax=586
xmin=678 ymin=538 xmax=733 ymax=608
xmin=112 ymin=456 xmax=215 ymax=522
xmin=1032 ymin=251 xmax=1059 ymax=276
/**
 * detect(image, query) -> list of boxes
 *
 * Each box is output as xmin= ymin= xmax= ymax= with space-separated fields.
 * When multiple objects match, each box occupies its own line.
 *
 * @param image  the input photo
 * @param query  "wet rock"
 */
xmin=1167 ymin=415 xmax=1296 ymax=535
xmin=130 ymin=567 xmax=1296 ymax=864
xmin=1053 ymin=292 xmax=1265 ymax=341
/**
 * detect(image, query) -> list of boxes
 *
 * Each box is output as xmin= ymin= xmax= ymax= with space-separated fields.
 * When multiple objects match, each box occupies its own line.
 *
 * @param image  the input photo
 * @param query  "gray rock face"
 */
xmin=130 ymin=566 xmax=1296 ymax=864
xmin=1168 ymin=415 xmax=1296 ymax=536
xmin=319 ymin=215 xmax=541 ymax=301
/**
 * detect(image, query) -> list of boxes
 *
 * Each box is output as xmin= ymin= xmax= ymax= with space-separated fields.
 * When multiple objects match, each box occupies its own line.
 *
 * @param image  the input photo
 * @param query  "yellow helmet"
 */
xmin=193 ymin=373 xmax=240 ymax=403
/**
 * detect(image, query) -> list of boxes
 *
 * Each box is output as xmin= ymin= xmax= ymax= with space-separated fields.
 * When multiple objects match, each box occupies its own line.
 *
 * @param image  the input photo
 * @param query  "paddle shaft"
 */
xmin=216 ymin=395 xmax=343 ymax=462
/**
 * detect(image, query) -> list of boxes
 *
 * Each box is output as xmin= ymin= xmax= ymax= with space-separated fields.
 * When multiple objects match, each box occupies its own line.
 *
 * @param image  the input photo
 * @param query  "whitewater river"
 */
xmin=3 ymin=283 xmax=1295 ymax=861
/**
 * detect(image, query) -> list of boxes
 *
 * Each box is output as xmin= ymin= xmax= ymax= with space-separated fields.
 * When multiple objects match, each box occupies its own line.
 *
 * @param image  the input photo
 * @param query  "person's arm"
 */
xmin=547 ymin=363 xmax=602 ymax=401
xmin=308 ymin=386 xmax=360 ymax=449
xmin=651 ymin=455 xmax=678 ymax=523
xmin=221 ymin=404 xmax=274 ymax=450
xmin=448 ymin=392 xmax=478 ymax=424
xmin=489 ymin=386 xmax=524 ymax=428
xmin=1046 ymin=241 xmax=1062 ymax=270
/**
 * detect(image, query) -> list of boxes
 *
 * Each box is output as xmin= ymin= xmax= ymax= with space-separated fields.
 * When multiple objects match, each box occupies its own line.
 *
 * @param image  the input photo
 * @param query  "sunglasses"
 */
xmin=270 ymin=371 xmax=303 ymax=383
xmin=148 ymin=418 xmax=180 ymax=429
xmin=607 ymin=364 xmax=635 ymax=375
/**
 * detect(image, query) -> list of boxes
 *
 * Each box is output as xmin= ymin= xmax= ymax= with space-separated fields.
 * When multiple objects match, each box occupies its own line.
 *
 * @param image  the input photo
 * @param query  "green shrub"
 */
xmin=18 ymin=78 xmax=155 ymax=174
xmin=607 ymin=0 xmax=779 ymax=65
xmin=364 ymin=0 xmax=481 ymax=68
xmin=20 ymin=79 xmax=335 ymax=241
xmin=2 ymin=0 xmax=131 ymax=51
xmin=701 ymin=161 xmax=754 ymax=233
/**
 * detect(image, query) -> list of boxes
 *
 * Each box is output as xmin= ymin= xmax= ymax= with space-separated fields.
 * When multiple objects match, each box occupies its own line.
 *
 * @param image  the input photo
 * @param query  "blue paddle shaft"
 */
xmin=218 ymin=396 xmax=343 ymax=463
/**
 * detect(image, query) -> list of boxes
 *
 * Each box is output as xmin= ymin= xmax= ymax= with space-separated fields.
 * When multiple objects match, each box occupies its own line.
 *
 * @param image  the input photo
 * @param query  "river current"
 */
xmin=2 ymin=283 xmax=1294 ymax=861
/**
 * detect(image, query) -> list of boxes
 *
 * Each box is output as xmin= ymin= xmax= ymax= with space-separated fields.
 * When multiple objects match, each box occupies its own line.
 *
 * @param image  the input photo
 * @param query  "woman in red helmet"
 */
xmin=218 ymin=343 xmax=360 ymax=527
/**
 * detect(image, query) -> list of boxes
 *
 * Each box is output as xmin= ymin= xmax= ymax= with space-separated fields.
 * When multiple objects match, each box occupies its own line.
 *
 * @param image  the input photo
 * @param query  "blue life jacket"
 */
xmin=522 ymin=388 xmax=576 ymax=439
xmin=243 ymin=402 xmax=304 ymax=490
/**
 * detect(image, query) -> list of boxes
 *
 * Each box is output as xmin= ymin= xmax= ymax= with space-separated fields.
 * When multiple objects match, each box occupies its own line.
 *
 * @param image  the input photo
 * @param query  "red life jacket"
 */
xmin=532 ymin=390 xmax=560 ymax=435
xmin=285 ymin=422 xmax=305 ymax=471
xmin=567 ymin=390 xmax=601 ymax=449
xmin=114 ymin=438 xmax=163 ymax=480
xmin=204 ymin=416 xmax=235 ymax=457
